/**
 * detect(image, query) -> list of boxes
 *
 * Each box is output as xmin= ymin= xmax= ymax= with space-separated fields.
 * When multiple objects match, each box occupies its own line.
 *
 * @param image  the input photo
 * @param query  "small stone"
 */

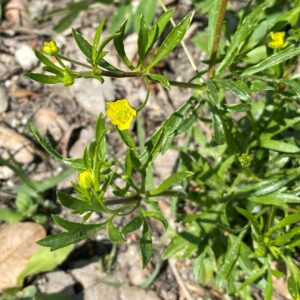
xmin=71 ymin=78 xmax=114 ymax=116
xmin=15 ymin=44 xmax=37 ymax=70
xmin=0 ymin=86 xmax=9 ymax=113
xmin=0 ymin=166 xmax=14 ymax=180
xmin=0 ymin=126 xmax=35 ymax=164
xmin=71 ymin=261 xmax=121 ymax=300
xmin=117 ymin=244 xmax=147 ymax=285
xmin=33 ymin=108 xmax=69 ymax=142
xmin=38 ymin=270 xmax=75 ymax=296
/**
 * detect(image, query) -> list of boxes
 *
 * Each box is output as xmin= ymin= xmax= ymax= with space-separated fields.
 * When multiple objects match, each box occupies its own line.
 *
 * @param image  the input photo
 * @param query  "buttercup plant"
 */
xmin=27 ymin=0 xmax=300 ymax=298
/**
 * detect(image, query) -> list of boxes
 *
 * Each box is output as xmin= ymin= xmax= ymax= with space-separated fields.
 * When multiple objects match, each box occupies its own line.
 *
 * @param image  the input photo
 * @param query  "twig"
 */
xmin=169 ymin=258 xmax=194 ymax=300
xmin=208 ymin=0 xmax=228 ymax=78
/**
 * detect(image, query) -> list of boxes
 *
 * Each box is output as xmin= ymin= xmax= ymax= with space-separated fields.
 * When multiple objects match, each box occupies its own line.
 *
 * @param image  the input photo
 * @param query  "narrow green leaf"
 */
xmin=216 ymin=229 xmax=246 ymax=287
xmin=273 ymin=227 xmax=300 ymax=246
xmin=140 ymin=220 xmax=152 ymax=268
xmin=139 ymin=98 xmax=194 ymax=165
xmin=212 ymin=113 xmax=225 ymax=145
xmin=57 ymin=191 xmax=99 ymax=213
xmin=54 ymin=12 xmax=78 ymax=33
xmin=235 ymin=172 xmax=300 ymax=196
xmin=242 ymin=46 xmax=300 ymax=77
xmin=271 ymin=212 xmax=300 ymax=232
xmin=138 ymin=15 xmax=148 ymax=64
xmin=34 ymin=50 xmax=62 ymax=73
xmin=225 ymin=103 xmax=251 ymax=112
xmin=147 ymin=73 xmax=170 ymax=89
xmin=30 ymin=125 xmax=85 ymax=170
xmin=134 ymin=0 xmax=157 ymax=32
xmin=122 ymin=216 xmax=144 ymax=234
xmin=249 ymin=192 xmax=300 ymax=206
xmin=92 ymin=18 xmax=106 ymax=64
xmin=281 ymin=79 xmax=300 ymax=97
xmin=114 ymin=20 xmax=134 ymax=70
xmin=146 ymin=9 xmax=175 ymax=54
xmin=118 ymin=130 xmax=136 ymax=150
xmin=72 ymin=28 xmax=92 ymax=59
xmin=214 ymin=79 xmax=250 ymax=101
xmin=287 ymin=275 xmax=299 ymax=299
xmin=217 ymin=1 xmax=273 ymax=75
xmin=107 ymin=222 xmax=125 ymax=243
xmin=241 ymin=266 xmax=267 ymax=289
xmin=149 ymin=171 xmax=193 ymax=196
xmin=26 ymin=73 xmax=62 ymax=84
xmin=236 ymin=207 xmax=261 ymax=235
xmin=260 ymin=138 xmax=300 ymax=153
xmin=265 ymin=269 xmax=273 ymax=300
xmin=142 ymin=210 xmax=168 ymax=230
xmin=207 ymin=80 xmax=220 ymax=107
xmin=145 ymin=11 xmax=194 ymax=72
xmin=38 ymin=218 xmax=106 ymax=251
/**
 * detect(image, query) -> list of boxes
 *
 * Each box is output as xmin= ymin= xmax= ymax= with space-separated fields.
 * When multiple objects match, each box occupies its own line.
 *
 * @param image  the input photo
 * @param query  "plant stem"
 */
xmin=169 ymin=80 xmax=204 ymax=90
xmin=104 ymin=194 xmax=142 ymax=206
xmin=59 ymin=55 xmax=204 ymax=89
xmin=208 ymin=0 xmax=228 ymax=78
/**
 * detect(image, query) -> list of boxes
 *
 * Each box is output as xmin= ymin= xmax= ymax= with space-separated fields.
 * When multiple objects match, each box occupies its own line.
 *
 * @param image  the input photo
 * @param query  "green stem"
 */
xmin=58 ymin=55 xmax=205 ymax=89
xmin=169 ymin=80 xmax=204 ymax=90
xmin=104 ymin=194 xmax=142 ymax=206
xmin=208 ymin=0 xmax=228 ymax=78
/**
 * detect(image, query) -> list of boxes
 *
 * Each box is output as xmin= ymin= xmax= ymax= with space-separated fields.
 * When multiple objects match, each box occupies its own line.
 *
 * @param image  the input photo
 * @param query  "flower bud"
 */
xmin=42 ymin=41 xmax=59 ymax=56
xmin=238 ymin=153 xmax=252 ymax=168
xmin=62 ymin=70 xmax=74 ymax=86
xmin=78 ymin=170 xmax=94 ymax=189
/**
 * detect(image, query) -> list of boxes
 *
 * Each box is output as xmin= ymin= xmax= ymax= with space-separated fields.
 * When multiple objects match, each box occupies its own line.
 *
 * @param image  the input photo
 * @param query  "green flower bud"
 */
xmin=63 ymin=70 xmax=74 ymax=86
xmin=238 ymin=153 xmax=252 ymax=168
xmin=42 ymin=41 xmax=59 ymax=56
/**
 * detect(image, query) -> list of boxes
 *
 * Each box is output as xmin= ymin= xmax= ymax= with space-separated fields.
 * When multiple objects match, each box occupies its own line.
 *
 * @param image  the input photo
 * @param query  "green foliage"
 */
xmin=26 ymin=1 xmax=300 ymax=299
xmin=0 ymin=155 xmax=73 ymax=223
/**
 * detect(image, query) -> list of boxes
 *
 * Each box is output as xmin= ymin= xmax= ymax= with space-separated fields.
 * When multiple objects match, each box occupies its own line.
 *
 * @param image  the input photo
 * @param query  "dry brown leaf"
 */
xmin=0 ymin=126 xmax=36 ymax=164
xmin=33 ymin=108 xmax=69 ymax=142
xmin=0 ymin=222 xmax=46 ymax=292
xmin=10 ymin=88 xmax=38 ymax=99
xmin=4 ymin=0 xmax=27 ymax=26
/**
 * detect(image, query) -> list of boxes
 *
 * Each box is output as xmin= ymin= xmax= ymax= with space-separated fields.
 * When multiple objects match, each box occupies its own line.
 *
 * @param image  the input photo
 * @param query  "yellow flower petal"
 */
xmin=106 ymin=99 xmax=136 ymax=131
xmin=78 ymin=170 xmax=94 ymax=189
xmin=268 ymin=31 xmax=286 ymax=49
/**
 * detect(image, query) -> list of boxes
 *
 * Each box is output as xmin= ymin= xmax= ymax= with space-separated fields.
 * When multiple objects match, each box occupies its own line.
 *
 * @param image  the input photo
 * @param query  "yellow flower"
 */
xmin=268 ymin=32 xmax=286 ymax=49
xmin=42 ymin=40 xmax=59 ymax=56
xmin=106 ymin=99 xmax=136 ymax=131
xmin=78 ymin=170 xmax=94 ymax=189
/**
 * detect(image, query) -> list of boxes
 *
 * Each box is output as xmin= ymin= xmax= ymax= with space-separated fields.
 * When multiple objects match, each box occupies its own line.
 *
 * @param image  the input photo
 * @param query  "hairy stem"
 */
xmin=208 ymin=0 xmax=228 ymax=78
